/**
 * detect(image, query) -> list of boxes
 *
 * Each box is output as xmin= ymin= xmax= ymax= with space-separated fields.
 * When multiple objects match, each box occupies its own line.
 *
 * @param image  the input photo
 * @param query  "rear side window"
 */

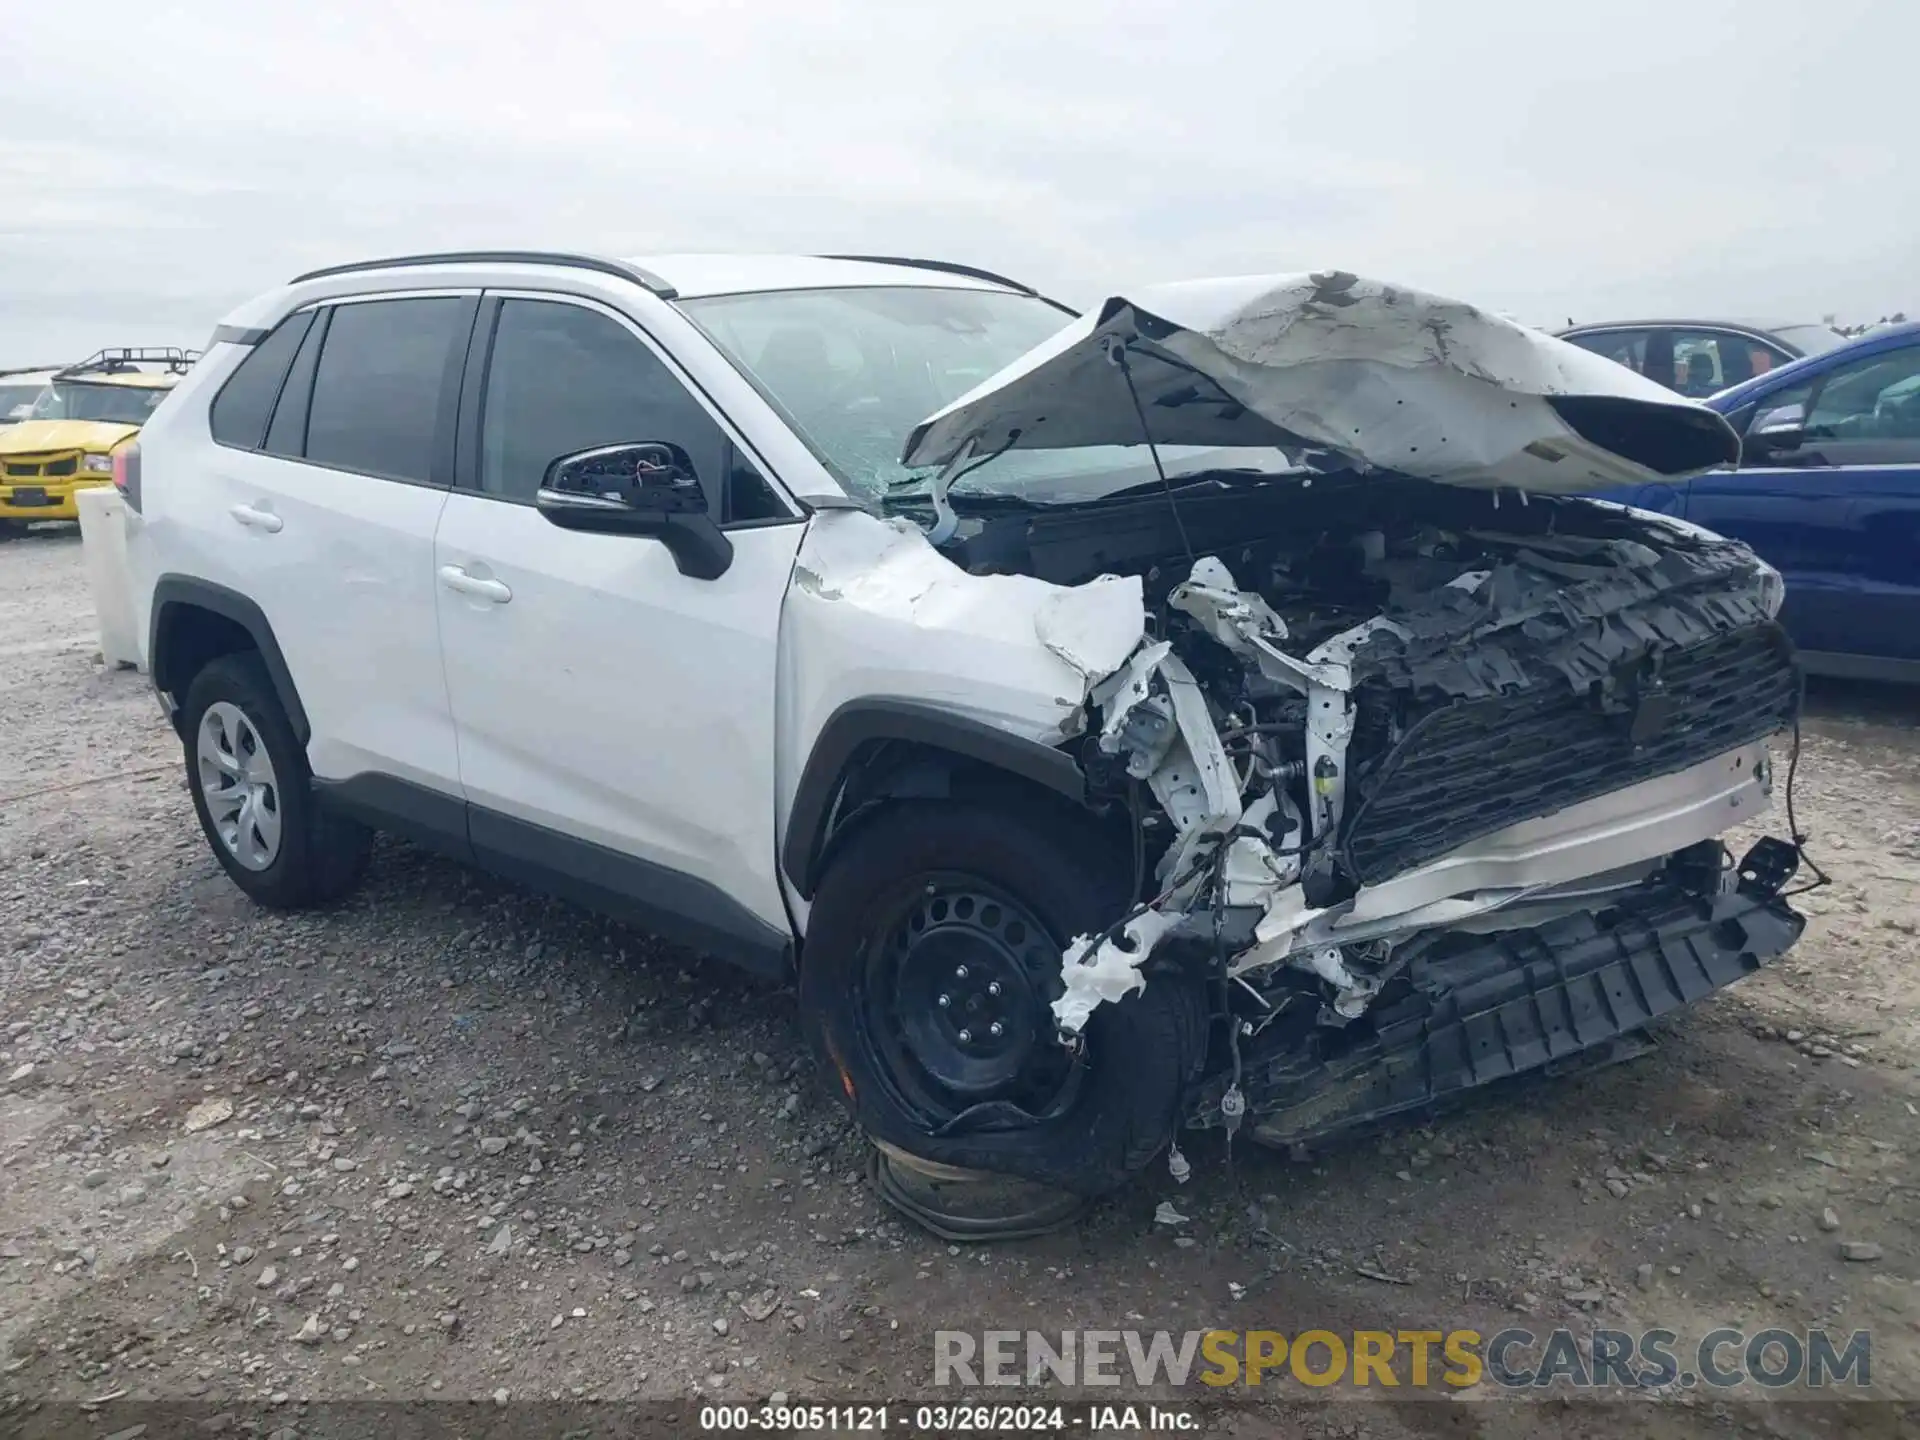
xmin=1670 ymin=329 xmax=1784 ymax=396
xmin=305 ymin=297 xmax=469 ymax=484
xmin=209 ymin=312 xmax=314 ymax=450
xmin=263 ymin=309 xmax=329 ymax=458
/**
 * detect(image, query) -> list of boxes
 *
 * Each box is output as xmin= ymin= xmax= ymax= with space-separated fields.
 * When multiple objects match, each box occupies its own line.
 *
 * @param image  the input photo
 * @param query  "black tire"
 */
xmin=0 ymin=520 xmax=25 ymax=540
xmin=181 ymin=652 xmax=369 ymax=909
xmin=800 ymin=800 xmax=1207 ymax=1197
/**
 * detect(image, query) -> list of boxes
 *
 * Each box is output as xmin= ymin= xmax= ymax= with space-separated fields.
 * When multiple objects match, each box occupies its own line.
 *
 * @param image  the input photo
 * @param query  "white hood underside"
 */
xmin=903 ymin=270 xmax=1739 ymax=493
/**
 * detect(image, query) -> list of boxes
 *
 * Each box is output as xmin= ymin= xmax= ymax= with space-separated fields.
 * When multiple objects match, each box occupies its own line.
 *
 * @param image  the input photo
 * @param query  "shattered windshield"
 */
xmin=681 ymin=285 xmax=1288 ymax=509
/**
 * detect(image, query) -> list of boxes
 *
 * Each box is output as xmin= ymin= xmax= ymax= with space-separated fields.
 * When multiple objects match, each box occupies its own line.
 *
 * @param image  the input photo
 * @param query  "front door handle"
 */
xmin=230 ymin=503 xmax=283 ymax=533
xmin=438 ymin=565 xmax=512 ymax=604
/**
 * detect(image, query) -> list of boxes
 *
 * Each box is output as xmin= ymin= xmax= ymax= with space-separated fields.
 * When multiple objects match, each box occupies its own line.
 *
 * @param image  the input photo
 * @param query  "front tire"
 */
xmin=182 ymin=653 xmax=369 ymax=909
xmin=800 ymin=800 xmax=1206 ymax=1198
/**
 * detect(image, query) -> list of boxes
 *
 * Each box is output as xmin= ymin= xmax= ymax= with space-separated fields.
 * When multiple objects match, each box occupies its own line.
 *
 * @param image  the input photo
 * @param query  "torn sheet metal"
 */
xmin=1055 ymin=554 xmax=1379 ymax=1036
xmin=1054 ymin=625 xmax=1253 ymax=1035
xmin=1166 ymin=557 xmax=1405 ymax=859
xmin=902 ymin=271 xmax=1739 ymax=492
xmin=785 ymin=509 xmax=1145 ymax=745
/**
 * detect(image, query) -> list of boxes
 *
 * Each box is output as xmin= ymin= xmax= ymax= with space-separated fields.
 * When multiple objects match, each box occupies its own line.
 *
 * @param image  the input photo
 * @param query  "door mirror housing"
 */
xmin=535 ymin=441 xmax=733 ymax=580
xmin=1746 ymin=402 xmax=1807 ymax=457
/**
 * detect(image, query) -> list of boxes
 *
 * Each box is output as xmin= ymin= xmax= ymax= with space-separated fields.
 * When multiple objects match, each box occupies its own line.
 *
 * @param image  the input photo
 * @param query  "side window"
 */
xmin=479 ymin=298 xmax=784 ymax=521
xmin=305 ymin=297 xmax=469 ymax=483
xmin=209 ymin=311 xmax=314 ymax=450
xmin=1566 ymin=330 xmax=1649 ymax=375
xmin=1670 ymin=330 xmax=1778 ymax=397
xmin=262 ymin=307 xmax=329 ymax=458
xmin=1805 ymin=346 xmax=1920 ymax=441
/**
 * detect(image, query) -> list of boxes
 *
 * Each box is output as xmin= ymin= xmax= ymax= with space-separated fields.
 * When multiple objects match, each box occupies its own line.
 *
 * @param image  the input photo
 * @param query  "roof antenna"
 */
xmin=1106 ymin=337 xmax=1197 ymax=565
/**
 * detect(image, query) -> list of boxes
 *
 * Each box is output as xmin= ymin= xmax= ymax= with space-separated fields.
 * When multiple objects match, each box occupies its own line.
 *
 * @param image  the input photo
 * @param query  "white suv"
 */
xmin=127 ymin=252 xmax=1809 ymax=1234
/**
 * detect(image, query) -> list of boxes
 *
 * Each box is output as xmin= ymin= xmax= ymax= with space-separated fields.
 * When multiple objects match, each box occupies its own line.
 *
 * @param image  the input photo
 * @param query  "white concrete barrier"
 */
xmin=75 ymin=486 xmax=144 ymax=672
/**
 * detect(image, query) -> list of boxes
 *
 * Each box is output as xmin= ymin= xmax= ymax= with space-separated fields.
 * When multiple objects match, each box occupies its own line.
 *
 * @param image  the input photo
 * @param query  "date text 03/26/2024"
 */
xmin=699 ymin=1403 xmax=1199 ymax=1431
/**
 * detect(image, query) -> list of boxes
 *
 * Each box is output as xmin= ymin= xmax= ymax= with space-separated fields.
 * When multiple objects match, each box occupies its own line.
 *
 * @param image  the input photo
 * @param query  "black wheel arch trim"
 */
xmin=150 ymin=575 xmax=310 ymax=745
xmin=781 ymin=699 xmax=1087 ymax=899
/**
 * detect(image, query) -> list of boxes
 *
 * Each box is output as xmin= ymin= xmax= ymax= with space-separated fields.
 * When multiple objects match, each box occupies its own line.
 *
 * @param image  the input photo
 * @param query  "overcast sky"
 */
xmin=3 ymin=0 xmax=1911 ymax=363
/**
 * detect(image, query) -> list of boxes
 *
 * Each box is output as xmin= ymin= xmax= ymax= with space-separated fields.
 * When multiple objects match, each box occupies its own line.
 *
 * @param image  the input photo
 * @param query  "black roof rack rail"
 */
xmin=289 ymin=251 xmax=679 ymax=299
xmin=817 ymin=254 xmax=1076 ymax=314
xmin=0 ymin=364 xmax=65 ymax=379
xmin=58 ymin=347 xmax=202 ymax=378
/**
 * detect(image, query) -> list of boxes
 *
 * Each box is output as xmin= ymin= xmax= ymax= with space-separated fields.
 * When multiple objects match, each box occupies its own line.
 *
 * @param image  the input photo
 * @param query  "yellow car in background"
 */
xmin=0 ymin=348 xmax=199 ymax=530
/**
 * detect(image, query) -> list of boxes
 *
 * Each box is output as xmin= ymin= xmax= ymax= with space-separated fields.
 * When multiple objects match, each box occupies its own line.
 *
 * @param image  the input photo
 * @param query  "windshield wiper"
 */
xmin=1087 ymin=469 xmax=1275 ymax=505
xmin=880 ymin=487 xmax=1045 ymax=515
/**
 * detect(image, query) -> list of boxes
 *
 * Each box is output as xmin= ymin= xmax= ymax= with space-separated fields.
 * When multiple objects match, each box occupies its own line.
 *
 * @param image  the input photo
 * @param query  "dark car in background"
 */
xmin=1601 ymin=322 xmax=1920 ymax=682
xmin=1558 ymin=319 xmax=1847 ymax=396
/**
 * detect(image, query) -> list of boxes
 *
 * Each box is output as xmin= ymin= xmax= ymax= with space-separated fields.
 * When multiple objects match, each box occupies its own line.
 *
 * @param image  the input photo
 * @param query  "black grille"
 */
xmin=3 ymin=456 xmax=78 ymax=477
xmin=1341 ymin=623 xmax=1800 ymax=884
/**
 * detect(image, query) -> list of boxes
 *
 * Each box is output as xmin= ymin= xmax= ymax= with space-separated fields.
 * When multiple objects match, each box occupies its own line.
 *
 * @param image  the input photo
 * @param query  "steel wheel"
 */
xmin=196 ymin=700 xmax=282 ymax=871
xmin=859 ymin=875 xmax=1081 ymax=1127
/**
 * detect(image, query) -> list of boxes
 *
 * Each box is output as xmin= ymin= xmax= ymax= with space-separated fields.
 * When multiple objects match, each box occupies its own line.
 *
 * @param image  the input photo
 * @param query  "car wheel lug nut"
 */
xmin=987 ymin=981 xmax=1002 ymax=997
xmin=937 ymin=995 xmax=950 ymax=1008
xmin=958 ymin=1029 xmax=972 ymax=1043
xmin=989 ymin=1022 xmax=1004 ymax=1038
xmin=955 ymin=965 xmax=969 ymax=980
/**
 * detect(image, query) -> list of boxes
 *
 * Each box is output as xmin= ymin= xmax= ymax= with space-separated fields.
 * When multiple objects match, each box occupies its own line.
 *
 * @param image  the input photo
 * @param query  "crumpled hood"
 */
xmin=902 ymin=270 xmax=1739 ymax=493
xmin=0 ymin=419 xmax=139 ymax=455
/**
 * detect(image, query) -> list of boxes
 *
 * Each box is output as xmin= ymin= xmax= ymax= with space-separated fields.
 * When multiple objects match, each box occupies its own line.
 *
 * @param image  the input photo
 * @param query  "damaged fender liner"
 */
xmin=1187 ymin=867 xmax=1804 ymax=1145
xmin=782 ymin=698 xmax=1086 ymax=898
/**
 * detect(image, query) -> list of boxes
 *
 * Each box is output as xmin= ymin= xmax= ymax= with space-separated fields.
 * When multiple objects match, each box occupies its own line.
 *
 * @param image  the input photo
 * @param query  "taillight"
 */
xmin=113 ymin=441 xmax=142 ymax=513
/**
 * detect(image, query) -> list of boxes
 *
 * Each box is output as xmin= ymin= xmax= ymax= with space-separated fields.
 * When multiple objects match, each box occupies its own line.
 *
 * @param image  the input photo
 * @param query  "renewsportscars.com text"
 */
xmin=934 ymin=1327 xmax=1872 ymax=1391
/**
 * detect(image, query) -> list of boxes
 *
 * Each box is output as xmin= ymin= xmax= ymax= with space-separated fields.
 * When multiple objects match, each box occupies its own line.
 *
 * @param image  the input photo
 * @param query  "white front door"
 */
xmin=432 ymin=293 xmax=804 ymax=950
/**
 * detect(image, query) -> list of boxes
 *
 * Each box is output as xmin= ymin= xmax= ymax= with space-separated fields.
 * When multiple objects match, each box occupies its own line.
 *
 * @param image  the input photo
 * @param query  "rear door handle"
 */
xmin=438 ymin=565 xmax=512 ymax=604
xmin=230 ymin=503 xmax=283 ymax=533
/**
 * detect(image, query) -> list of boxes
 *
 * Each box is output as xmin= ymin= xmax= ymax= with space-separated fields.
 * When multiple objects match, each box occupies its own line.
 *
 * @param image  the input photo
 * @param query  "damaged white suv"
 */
xmin=127 ymin=253 xmax=1808 ymax=1235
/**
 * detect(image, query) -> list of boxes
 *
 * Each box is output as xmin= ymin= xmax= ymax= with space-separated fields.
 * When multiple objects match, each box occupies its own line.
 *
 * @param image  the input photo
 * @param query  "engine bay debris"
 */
xmin=1050 ymin=482 xmax=1799 ymax=1039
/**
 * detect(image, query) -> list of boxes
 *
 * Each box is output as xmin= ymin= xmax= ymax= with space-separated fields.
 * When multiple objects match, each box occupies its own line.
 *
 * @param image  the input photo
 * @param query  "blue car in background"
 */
xmin=1605 ymin=322 xmax=1920 ymax=683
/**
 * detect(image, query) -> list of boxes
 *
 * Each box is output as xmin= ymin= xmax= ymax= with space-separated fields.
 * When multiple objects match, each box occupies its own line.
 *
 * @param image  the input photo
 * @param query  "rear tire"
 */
xmin=182 ymin=653 xmax=369 ymax=908
xmin=799 ymin=800 xmax=1206 ymax=1198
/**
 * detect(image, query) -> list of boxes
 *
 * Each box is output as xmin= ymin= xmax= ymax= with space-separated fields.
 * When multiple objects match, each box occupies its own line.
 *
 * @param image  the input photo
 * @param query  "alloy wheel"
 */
xmin=196 ymin=700 xmax=282 ymax=870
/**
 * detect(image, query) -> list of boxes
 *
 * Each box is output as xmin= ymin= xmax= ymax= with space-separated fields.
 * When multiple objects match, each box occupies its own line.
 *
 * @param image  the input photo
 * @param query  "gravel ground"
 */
xmin=3 ymin=524 xmax=1918 ymax=1438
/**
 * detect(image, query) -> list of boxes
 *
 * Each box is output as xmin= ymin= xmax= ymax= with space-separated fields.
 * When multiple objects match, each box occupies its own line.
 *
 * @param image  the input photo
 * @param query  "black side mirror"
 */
xmin=1745 ymin=402 xmax=1807 ymax=458
xmin=535 ymin=442 xmax=733 ymax=580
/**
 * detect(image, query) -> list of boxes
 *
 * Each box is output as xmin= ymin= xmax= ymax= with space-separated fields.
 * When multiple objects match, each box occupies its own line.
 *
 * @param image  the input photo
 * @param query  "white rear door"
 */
xmin=183 ymin=294 xmax=471 ymax=792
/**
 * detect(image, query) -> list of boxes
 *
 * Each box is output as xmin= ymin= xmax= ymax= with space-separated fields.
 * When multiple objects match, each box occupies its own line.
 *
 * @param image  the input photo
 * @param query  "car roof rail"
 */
xmin=289 ymin=250 xmax=679 ymax=299
xmin=0 ymin=364 xmax=64 ymax=378
xmin=58 ymin=347 xmax=203 ymax=378
xmin=817 ymin=254 xmax=1077 ymax=314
